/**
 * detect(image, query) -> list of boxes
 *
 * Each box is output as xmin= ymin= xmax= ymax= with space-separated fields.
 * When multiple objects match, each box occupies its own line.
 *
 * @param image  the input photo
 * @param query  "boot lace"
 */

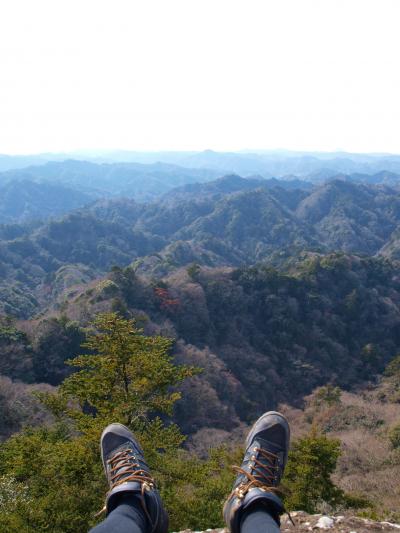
xmin=108 ymin=448 xmax=154 ymax=490
xmin=231 ymin=447 xmax=281 ymax=497
xmin=230 ymin=447 xmax=294 ymax=526
xmin=96 ymin=448 xmax=155 ymax=522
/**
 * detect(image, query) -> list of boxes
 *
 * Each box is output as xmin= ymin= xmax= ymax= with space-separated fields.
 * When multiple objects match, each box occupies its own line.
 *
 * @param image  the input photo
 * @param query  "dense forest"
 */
xmin=3 ymin=175 xmax=400 ymax=317
xmin=2 ymin=252 xmax=400 ymax=436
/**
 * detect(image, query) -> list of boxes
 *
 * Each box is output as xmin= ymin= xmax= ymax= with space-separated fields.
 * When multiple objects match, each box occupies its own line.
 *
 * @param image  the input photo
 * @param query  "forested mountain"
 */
xmin=1 ymin=170 xmax=400 ymax=429
xmin=0 ymin=206 xmax=164 ymax=317
xmin=0 ymin=180 xmax=93 ymax=223
xmin=3 ymin=253 xmax=400 ymax=435
xmin=323 ymin=170 xmax=400 ymax=186
xmin=380 ymin=228 xmax=400 ymax=260
xmin=3 ymin=176 xmax=400 ymax=317
xmin=162 ymin=174 xmax=313 ymax=202
xmin=3 ymin=166 xmax=400 ymax=440
xmin=295 ymin=180 xmax=400 ymax=254
xmin=2 ymin=156 xmax=400 ymax=231
xmin=100 ymin=255 xmax=400 ymax=432
xmin=2 ymin=151 xmax=400 ymax=201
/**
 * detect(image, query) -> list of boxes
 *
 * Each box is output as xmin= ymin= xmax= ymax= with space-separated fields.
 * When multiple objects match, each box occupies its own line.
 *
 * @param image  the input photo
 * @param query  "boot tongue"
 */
xmin=254 ymin=436 xmax=278 ymax=451
xmin=253 ymin=438 xmax=285 ymax=467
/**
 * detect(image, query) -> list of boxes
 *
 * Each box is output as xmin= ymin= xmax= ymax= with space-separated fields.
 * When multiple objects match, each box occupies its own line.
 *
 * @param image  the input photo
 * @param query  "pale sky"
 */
xmin=0 ymin=0 xmax=400 ymax=155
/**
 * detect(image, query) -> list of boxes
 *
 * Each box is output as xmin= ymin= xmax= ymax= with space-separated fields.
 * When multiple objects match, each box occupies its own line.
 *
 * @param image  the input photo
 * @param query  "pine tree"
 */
xmin=283 ymin=429 xmax=344 ymax=512
xmin=0 ymin=313 xmax=198 ymax=532
xmin=51 ymin=312 xmax=196 ymax=428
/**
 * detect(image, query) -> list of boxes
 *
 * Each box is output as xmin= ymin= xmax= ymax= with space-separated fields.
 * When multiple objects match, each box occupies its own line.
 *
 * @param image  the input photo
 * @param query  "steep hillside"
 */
xmin=0 ymin=180 xmax=93 ymax=223
xmin=296 ymin=180 xmax=400 ymax=254
xmin=162 ymin=175 xmax=312 ymax=206
xmin=0 ymin=209 xmax=165 ymax=317
xmin=175 ymin=189 xmax=317 ymax=262
xmin=380 ymin=227 xmax=400 ymax=260
xmin=12 ymin=253 xmax=396 ymax=434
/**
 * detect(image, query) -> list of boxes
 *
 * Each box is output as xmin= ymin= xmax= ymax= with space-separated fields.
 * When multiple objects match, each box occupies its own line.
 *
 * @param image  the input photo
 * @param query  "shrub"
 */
xmin=283 ymin=430 xmax=345 ymax=513
xmin=385 ymin=355 xmax=400 ymax=379
xmin=312 ymin=385 xmax=342 ymax=407
xmin=389 ymin=424 xmax=400 ymax=449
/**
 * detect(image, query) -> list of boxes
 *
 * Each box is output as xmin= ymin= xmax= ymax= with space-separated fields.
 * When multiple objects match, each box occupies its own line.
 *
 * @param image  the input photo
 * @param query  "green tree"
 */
xmin=187 ymin=263 xmax=201 ymax=280
xmin=385 ymin=355 xmax=400 ymax=378
xmin=283 ymin=430 xmax=344 ymax=513
xmin=0 ymin=313 xmax=198 ymax=532
xmin=383 ymin=355 xmax=400 ymax=402
xmin=312 ymin=385 xmax=342 ymax=407
xmin=32 ymin=316 xmax=85 ymax=384
xmin=50 ymin=312 xmax=195 ymax=428
xmin=389 ymin=424 xmax=400 ymax=449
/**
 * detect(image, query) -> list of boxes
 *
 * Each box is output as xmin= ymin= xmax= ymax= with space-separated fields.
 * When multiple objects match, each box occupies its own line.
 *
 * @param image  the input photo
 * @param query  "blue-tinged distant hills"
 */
xmin=0 ymin=180 xmax=93 ymax=224
xmin=2 ymin=153 xmax=400 ymax=225
xmin=0 ymin=159 xmax=222 ymax=206
xmin=3 ymin=149 xmax=400 ymax=176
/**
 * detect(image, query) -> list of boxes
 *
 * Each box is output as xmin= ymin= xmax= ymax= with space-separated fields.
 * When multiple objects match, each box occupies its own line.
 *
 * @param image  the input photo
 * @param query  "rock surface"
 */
xmin=177 ymin=512 xmax=400 ymax=533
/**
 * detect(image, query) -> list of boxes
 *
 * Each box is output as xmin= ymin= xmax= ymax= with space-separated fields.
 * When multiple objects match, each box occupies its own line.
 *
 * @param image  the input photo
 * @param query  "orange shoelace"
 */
xmin=108 ymin=449 xmax=155 ymax=490
xmin=229 ymin=447 xmax=294 ymax=526
xmin=232 ymin=447 xmax=280 ymax=494
xmin=95 ymin=448 xmax=155 ymax=523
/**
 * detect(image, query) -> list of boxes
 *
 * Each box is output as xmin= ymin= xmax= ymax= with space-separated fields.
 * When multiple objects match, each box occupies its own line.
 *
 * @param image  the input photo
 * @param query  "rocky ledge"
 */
xmin=280 ymin=512 xmax=400 ymax=532
xmin=178 ymin=512 xmax=400 ymax=533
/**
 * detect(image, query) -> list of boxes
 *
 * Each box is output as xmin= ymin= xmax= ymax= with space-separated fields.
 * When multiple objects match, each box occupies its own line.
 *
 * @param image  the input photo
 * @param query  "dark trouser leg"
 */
xmin=89 ymin=494 xmax=148 ymax=533
xmin=240 ymin=503 xmax=281 ymax=533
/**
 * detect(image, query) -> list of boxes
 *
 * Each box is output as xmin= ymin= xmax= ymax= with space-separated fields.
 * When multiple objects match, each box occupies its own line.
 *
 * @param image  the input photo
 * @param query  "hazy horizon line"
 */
xmin=1 ymin=147 xmax=400 ymax=158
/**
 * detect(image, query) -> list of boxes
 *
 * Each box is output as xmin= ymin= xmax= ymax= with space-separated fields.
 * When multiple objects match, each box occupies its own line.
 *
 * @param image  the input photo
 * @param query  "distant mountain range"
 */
xmin=3 ymin=149 xmax=400 ymax=178
xmin=3 ymin=174 xmax=400 ymax=317
xmin=0 ymin=160 xmax=222 ymax=209
xmin=2 ymin=156 xmax=400 ymax=225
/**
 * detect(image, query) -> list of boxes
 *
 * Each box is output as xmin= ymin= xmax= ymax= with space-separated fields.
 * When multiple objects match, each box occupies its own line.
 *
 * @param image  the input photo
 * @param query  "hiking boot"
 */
xmin=100 ymin=423 xmax=168 ymax=533
xmin=223 ymin=411 xmax=290 ymax=532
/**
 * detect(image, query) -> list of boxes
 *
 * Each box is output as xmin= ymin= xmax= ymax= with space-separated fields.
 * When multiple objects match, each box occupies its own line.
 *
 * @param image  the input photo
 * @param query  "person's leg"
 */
xmin=223 ymin=411 xmax=291 ymax=533
xmin=89 ymin=494 xmax=147 ymax=533
xmin=89 ymin=423 xmax=168 ymax=533
xmin=240 ymin=504 xmax=281 ymax=533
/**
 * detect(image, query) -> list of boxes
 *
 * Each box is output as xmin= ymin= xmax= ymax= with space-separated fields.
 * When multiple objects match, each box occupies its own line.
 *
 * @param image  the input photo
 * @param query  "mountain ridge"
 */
xmin=3 ymin=177 xmax=400 ymax=316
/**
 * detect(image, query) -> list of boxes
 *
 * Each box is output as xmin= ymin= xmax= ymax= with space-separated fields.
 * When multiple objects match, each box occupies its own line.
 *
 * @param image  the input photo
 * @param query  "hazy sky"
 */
xmin=1 ymin=0 xmax=399 ymax=154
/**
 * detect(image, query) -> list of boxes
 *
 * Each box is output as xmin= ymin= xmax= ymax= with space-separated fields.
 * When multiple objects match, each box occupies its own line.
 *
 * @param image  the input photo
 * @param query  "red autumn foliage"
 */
xmin=153 ymin=287 xmax=180 ymax=310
